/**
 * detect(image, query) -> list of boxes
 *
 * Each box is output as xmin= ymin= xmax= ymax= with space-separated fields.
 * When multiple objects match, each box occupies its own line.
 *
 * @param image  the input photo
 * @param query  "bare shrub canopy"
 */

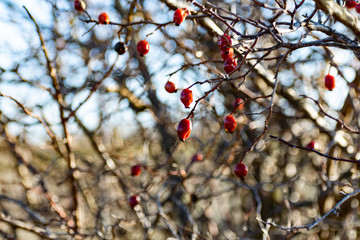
xmin=0 ymin=0 xmax=359 ymax=239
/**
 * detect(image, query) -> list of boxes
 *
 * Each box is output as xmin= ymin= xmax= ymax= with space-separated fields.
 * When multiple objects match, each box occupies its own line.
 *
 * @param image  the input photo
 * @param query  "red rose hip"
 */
xmin=221 ymin=48 xmax=234 ymax=60
xmin=129 ymin=195 xmax=140 ymax=208
xmin=356 ymin=3 xmax=360 ymax=12
xmin=306 ymin=141 xmax=319 ymax=150
xmin=177 ymin=118 xmax=192 ymax=141
xmin=74 ymin=0 xmax=86 ymax=11
xmin=180 ymin=88 xmax=193 ymax=108
xmin=131 ymin=164 xmax=141 ymax=176
xmin=324 ymin=74 xmax=335 ymax=91
xmin=224 ymin=115 xmax=237 ymax=133
xmin=234 ymin=163 xmax=248 ymax=180
xmin=173 ymin=8 xmax=188 ymax=26
xmin=233 ymin=98 xmax=244 ymax=110
xmin=114 ymin=42 xmax=127 ymax=55
xmin=191 ymin=153 xmax=203 ymax=162
xmin=137 ymin=40 xmax=149 ymax=57
xmin=218 ymin=34 xmax=232 ymax=52
xmin=98 ymin=12 xmax=110 ymax=25
xmin=345 ymin=0 xmax=357 ymax=8
xmin=165 ymin=81 xmax=177 ymax=93
xmin=223 ymin=58 xmax=237 ymax=74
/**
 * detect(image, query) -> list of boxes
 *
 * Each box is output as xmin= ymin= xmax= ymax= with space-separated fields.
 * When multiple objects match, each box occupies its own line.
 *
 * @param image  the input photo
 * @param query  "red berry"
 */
xmin=114 ymin=42 xmax=127 ymax=55
xmin=129 ymin=195 xmax=140 ymax=208
xmin=234 ymin=163 xmax=248 ymax=180
xmin=346 ymin=0 xmax=357 ymax=8
xmin=191 ymin=153 xmax=203 ymax=162
xmin=173 ymin=8 xmax=188 ymax=26
xmin=137 ymin=40 xmax=150 ymax=57
xmin=177 ymin=119 xmax=192 ymax=142
xmin=221 ymin=48 xmax=234 ymax=60
xmin=218 ymin=34 xmax=232 ymax=52
xmin=74 ymin=0 xmax=86 ymax=11
xmin=306 ymin=141 xmax=319 ymax=150
xmin=180 ymin=88 xmax=193 ymax=108
xmin=98 ymin=12 xmax=110 ymax=25
xmin=131 ymin=164 xmax=141 ymax=176
xmin=223 ymin=58 xmax=237 ymax=74
xmin=233 ymin=98 xmax=244 ymax=110
xmin=165 ymin=81 xmax=177 ymax=93
xmin=224 ymin=115 xmax=237 ymax=133
xmin=324 ymin=74 xmax=335 ymax=91
xmin=356 ymin=2 xmax=360 ymax=12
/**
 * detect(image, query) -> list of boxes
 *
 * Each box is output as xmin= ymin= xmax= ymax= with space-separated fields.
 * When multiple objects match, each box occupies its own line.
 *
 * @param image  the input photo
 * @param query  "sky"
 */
xmin=0 ymin=0 xmax=358 ymax=144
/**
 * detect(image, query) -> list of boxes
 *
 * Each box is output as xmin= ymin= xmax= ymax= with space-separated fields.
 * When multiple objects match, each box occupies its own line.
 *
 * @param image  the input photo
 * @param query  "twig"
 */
xmin=258 ymin=187 xmax=360 ymax=231
xmin=269 ymin=135 xmax=360 ymax=164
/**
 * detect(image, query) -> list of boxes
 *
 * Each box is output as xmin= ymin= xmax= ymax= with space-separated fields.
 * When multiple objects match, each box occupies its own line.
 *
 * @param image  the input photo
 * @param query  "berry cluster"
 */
xmin=224 ymin=98 xmax=248 ymax=180
xmin=74 ymin=2 xmax=189 ymax=59
xmin=218 ymin=34 xmax=237 ymax=74
xmin=75 ymin=2 xmax=253 ymax=181
xmin=74 ymin=1 xmax=197 ymax=207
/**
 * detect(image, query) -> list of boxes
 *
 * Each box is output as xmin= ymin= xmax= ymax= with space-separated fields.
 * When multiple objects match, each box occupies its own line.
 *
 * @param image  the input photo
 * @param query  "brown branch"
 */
xmin=0 ymin=122 xmax=75 ymax=231
xmin=0 ymin=91 xmax=64 ymax=157
xmin=314 ymin=0 xmax=360 ymax=39
xmin=24 ymin=6 xmax=79 ymax=232
xmin=258 ymin=187 xmax=360 ymax=231
xmin=269 ymin=135 xmax=360 ymax=164
xmin=0 ymin=213 xmax=57 ymax=240
xmin=301 ymin=95 xmax=360 ymax=134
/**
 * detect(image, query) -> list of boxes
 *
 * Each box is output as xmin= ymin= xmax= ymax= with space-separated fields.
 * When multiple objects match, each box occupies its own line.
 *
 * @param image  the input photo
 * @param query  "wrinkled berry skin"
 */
xmin=137 ymin=40 xmax=150 ymax=57
xmin=114 ymin=42 xmax=127 ymax=55
xmin=224 ymin=115 xmax=237 ymax=133
xmin=324 ymin=74 xmax=335 ymax=91
xmin=223 ymin=58 xmax=237 ymax=74
xmin=180 ymin=89 xmax=193 ymax=108
xmin=177 ymin=119 xmax=192 ymax=141
xmin=218 ymin=34 xmax=232 ymax=52
xmin=234 ymin=163 xmax=248 ymax=180
xmin=98 ymin=12 xmax=110 ymax=25
xmin=221 ymin=48 xmax=234 ymax=60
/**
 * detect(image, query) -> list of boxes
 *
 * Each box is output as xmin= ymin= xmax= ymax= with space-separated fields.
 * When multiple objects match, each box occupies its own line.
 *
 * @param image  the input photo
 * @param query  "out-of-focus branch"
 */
xmin=24 ymin=6 xmax=79 ymax=232
xmin=314 ymin=0 xmax=360 ymax=39
xmin=0 ymin=195 xmax=46 ymax=224
xmin=0 ymin=122 xmax=75 ymax=232
xmin=269 ymin=135 xmax=360 ymax=164
xmin=306 ymin=22 xmax=360 ymax=60
xmin=104 ymin=85 xmax=149 ymax=113
xmin=0 ymin=213 xmax=57 ymax=240
xmin=73 ymin=114 xmax=131 ymax=196
xmin=258 ymin=187 xmax=360 ymax=231
xmin=301 ymin=95 xmax=360 ymax=134
xmin=0 ymin=91 xmax=64 ymax=157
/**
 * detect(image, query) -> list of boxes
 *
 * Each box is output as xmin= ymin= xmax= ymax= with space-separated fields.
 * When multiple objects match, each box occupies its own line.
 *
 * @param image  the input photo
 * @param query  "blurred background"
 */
xmin=0 ymin=0 xmax=359 ymax=239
